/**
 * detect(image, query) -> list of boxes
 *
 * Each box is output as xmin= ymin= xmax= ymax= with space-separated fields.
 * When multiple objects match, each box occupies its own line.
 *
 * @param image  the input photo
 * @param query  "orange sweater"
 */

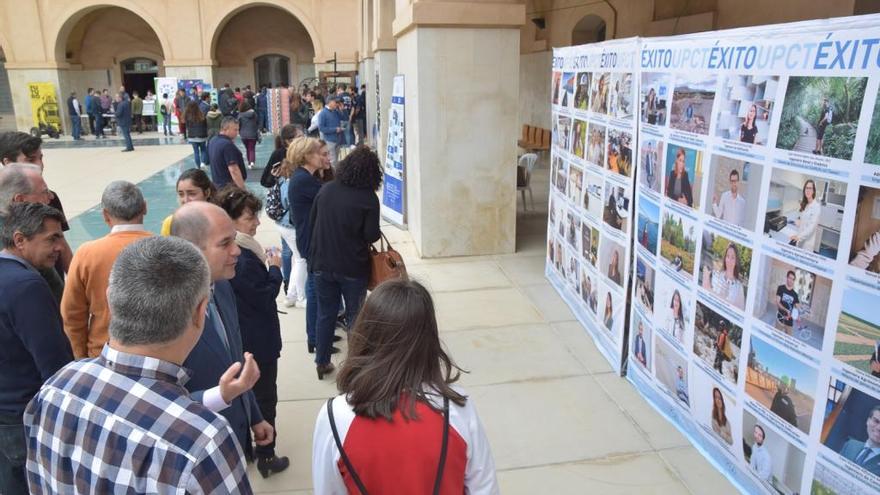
xmin=61 ymin=230 xmax=153 ymax=358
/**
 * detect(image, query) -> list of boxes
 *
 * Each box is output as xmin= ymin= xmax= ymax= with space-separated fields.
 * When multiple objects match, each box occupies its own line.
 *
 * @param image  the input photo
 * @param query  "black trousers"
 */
xmin=0 ymin=413 xmax=28 ymax=495
xmin=253 ymin=358 xmax=279 ymax=457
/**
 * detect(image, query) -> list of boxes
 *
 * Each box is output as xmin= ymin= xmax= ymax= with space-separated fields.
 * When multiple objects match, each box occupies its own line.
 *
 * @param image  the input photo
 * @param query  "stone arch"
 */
xmin=571 ymin=14 xmax=607 ymax=46
xmin=207 ymin=1 xmax=322 ymax=63
xmin=50 ymin=2 xmax=171 ymax=64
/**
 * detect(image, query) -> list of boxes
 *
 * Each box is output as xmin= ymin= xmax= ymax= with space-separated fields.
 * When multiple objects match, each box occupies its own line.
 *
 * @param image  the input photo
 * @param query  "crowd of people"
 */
xmin=0 ymin=129 xmax=499 ymax=494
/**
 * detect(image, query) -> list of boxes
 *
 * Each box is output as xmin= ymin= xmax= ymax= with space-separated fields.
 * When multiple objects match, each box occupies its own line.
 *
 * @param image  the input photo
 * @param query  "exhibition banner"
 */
xmin=626 ymin=16 xmax=880 ymax=495
xmin=154 ymin=77 xmax=178 ymax=126
xmin=547 ymin=39 xmax=639 ymax=374
xmin=27 ymin=82 xmax=61 ymax=131
xmin=382 ymin=75 xmax=406 ymax=226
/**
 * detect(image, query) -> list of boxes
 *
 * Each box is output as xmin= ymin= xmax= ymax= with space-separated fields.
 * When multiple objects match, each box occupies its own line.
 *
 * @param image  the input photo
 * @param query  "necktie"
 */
xmin=208 ymin=298 xmax=230 ymax=353
xmin=855 ymin=446 xmax=873 ymax=466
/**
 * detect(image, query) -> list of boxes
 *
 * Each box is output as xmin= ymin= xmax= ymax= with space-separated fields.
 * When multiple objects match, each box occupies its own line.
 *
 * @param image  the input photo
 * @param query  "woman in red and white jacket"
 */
xmin=312 ymin=279 xmax=499 ymax=494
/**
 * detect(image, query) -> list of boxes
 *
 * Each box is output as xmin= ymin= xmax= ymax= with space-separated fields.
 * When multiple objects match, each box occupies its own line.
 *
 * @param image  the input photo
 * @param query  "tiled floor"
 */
xmin=44 ymin=132 xmax=739 ymax=494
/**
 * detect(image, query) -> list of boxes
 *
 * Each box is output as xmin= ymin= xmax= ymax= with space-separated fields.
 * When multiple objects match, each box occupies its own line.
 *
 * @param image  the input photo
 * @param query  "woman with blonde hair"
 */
xmin=287 ymin=137 xmax=336 ymax=354
xmin=308 ymin=96 xmax=325 ymax=138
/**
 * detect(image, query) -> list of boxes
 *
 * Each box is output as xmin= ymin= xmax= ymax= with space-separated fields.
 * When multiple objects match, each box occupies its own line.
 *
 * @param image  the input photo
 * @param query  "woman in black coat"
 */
xmin=214 ymin=185 xmax=290 ymax=479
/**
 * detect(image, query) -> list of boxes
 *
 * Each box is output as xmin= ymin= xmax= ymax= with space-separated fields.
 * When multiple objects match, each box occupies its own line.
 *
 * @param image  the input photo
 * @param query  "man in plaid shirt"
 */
xmin=23 ymin=237 xmax=252 ymax=493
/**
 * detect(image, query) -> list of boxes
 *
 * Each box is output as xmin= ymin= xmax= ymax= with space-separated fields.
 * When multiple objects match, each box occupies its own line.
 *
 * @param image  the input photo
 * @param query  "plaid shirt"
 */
xmin=24 ymin=345 xmax=252 ymax=494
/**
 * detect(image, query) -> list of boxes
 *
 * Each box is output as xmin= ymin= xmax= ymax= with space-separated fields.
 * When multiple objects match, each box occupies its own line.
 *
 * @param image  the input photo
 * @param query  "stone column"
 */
xmin=5 ymin=64 xmax=65 ymax=132
xmin=394 ymin=0 xmax=525 ymax=257
xmin=162 ymin=62 xmax=215 ymax=86
xmin=373 ymin=49 xmax=396 ymax=155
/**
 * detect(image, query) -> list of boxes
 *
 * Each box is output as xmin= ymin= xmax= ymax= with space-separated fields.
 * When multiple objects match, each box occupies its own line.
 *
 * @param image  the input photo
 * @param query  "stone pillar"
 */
xmin=360 ymin=56 xmax=375 ymax=146
xmin=162 ymin=63 xmax=215 ymax=86
xmin=373 ymin=49 xmax=396 ymax=155
xmin=394 ymin=1 xmax=524 ymax=257
xmin=5 ymin=65 xmax=65 ymax=132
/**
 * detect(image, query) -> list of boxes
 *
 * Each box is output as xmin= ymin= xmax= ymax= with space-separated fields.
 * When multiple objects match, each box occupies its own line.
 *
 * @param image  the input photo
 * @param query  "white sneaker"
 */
xmin=296 ymin=298 xmax=307 ymax=308
xmin=201 ymin=163 xmax=208 ymax=170
xmin=247 ymin=162 xmax=255 ymax=170
xmin=283 ymin=298 xmax=296 ymax=308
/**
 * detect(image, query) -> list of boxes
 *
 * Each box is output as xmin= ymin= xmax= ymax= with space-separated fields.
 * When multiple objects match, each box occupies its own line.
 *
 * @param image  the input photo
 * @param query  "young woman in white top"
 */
xmin=701 ymin=242 xmax=746 ymax=310
xmin=666 ymin=289 xmax=686 ymax=342
xmin=308 ymin=97 xmax=325 ymax=137
xmin=790 ymin=179 xmax=821 ymax=253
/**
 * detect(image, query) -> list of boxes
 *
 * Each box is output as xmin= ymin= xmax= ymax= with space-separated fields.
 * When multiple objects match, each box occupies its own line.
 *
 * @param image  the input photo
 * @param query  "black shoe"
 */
xmin=256 ymin=455 xmax=290 ymax=479
xmin=317 ymin=362 xmax=336 ymax=380
xmin=308 ymin=344 xmax=340 ymax=354
xmin=333 ymin=335 xmax=342 ymax=343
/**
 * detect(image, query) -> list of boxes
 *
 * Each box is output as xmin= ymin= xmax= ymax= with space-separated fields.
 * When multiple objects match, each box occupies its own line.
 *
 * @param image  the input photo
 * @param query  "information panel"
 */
xmin=546 ymin=39 xmax=639 ymax=374
xmin=626 ymin=16 xmax=880 ymax=495
xmin=382 ymin=74 xmax=406 ymax=226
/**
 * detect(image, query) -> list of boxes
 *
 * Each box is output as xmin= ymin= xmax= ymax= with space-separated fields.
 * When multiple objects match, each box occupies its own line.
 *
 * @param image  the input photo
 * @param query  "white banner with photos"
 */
xmin=623 ymin=15 xmax=880 ymax=495
xmin=546 ymin=39 xmax=639 ymax=374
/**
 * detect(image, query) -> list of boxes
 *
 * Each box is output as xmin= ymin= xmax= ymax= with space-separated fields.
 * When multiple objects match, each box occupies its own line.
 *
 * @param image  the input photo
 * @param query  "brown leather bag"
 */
xmin=368 ymin=231 xmax=407 ymax=290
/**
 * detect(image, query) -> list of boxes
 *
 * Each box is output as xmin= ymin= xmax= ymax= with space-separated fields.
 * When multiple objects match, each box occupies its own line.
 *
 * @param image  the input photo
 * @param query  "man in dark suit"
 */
xmin=114 ymin=92 xmax=134 ymax=152
xmin=171 ymin=201 xmax=274 ymax=461
xmin=840 ymin=405 xmax=880 ymax=476
xmin=66 ymin=92 xmax=82 ymax=140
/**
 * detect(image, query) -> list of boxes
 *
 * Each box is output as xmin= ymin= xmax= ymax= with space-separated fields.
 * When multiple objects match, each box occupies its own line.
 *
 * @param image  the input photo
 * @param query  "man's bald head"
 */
xmin=170 ymin=201 xmax=240 ymax=281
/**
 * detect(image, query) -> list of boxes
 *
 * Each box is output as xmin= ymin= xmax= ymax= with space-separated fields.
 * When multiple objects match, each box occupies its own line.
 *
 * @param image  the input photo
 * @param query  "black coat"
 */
xmin=228 ymin=247 xmax=283 ymax=362
xmin=114 ymin=99 xmax=132 ymax=127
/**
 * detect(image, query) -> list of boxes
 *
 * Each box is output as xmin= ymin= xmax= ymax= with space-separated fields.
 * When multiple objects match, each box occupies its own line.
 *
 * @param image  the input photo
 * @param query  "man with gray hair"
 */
xmin=61 ymin=180 xmax=153 ymax=359
xmin=24 ymin=237 xmax=253 ymax=493
xmin=0 ymin=163 xmax=70 ymax=302
xmin=0 ymin=202 xmax=73 ymax=494
xmin=172 ymin=201 xmax=273 ymax=462
xmin=207 ymin=116 xmax=246 ymax=189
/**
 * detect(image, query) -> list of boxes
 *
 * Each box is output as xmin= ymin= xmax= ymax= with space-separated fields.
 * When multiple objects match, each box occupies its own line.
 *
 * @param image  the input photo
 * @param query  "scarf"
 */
xmin=235 ymin=231 xmax=266 ymax=264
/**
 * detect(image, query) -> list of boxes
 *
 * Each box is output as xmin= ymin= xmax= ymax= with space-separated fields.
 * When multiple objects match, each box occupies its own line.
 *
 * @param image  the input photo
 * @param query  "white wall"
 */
xmin=519 ymin=51 xmax=552 ymax=130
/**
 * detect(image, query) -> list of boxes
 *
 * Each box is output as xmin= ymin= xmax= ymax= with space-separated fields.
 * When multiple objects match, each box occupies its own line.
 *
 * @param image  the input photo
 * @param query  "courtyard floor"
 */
xmin=43 ymin=132 xmax=738 ymax=494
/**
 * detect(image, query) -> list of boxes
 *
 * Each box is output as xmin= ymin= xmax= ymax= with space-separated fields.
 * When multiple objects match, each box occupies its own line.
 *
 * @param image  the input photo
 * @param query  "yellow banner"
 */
xmin=28 ymin=82 xmax=61 ymax=130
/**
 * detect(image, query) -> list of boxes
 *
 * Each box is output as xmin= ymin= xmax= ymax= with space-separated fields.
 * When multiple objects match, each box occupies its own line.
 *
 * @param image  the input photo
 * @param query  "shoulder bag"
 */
xmin=368 ymin=231 xmax=407 ymax=290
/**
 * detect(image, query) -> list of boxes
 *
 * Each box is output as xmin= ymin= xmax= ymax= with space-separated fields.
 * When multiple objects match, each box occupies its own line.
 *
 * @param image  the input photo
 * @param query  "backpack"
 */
xmin=265 ymin=178 xmax=287 ymax=221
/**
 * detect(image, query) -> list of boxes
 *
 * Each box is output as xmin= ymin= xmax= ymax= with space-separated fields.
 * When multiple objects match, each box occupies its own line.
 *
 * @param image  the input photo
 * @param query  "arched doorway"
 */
xmin=212 ymin=5 xmax=316 ymax=89
xmin=572 ymin=14 xmax=607 ymax=45
xmin=57 ymin=6 xmax=165 ymax=95
xmin=121 ymin=58 xmax=159 ymax=99
xmin=254 ymin=54 xmax=290 ymax=88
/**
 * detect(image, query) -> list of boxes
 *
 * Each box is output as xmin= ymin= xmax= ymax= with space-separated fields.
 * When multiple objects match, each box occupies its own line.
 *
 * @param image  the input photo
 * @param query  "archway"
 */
xmin=572 ymin=14 xmax=607 ymax=45
xmin=56 ymin=6 xmax=165 ymax=95
xmin=212 ymin=5 xmax=316 ymax=89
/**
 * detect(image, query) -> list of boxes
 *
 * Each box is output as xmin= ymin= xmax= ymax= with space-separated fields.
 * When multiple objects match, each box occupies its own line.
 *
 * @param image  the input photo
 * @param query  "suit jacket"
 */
xmin=183 ymin=280 xmax=263 ymax=457
xmin=840 ymin=438 xmax=880 ymax=476
xmin=228 ymin=248 xmax=283 ymax=363
xmin=114 ymin=99 xmax=132 ymax=127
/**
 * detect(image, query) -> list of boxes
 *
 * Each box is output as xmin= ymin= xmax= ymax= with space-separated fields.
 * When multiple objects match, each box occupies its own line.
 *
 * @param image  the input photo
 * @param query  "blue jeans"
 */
xmin=71 ymin=115 xmax=82 ymax=139
xmin=305 ymin=272 xmax=317 ymax=347
xmin=0 ymin=414 xmax=28 ymax=495
xmin=280 ymin=236 xmax=292 ymax=286
xmin=162 ymin=114 xmax=172 ymax=135
xmin=190 ymin=141 xmax=207 ymax=167
xmin=120 ymin=125 xmax=133 ymax=150
xmin=313 ymin=271 xmax=367 ymax=365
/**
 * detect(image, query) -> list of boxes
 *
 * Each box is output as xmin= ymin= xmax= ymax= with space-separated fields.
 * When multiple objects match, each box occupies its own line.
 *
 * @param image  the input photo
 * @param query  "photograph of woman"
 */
xmin=607 ymin=249 xmax=622 ymax=286
xmin=711 ymin=387 xmax=733 ymax=445
xmin=667 ymin=289 xmax=687 ymax=342
xmin=604 ymin=293 xmax=614 ymax=330
xmin=790 ymin=179 xmax=820 ymax=251
xmin=701 ymin=242 xmax=747 ymax=311
xmin=740 ymin=104 xmax=759 ymax=144
xmin=644 ymin=87 xmax=659 ymax=125
xmin=665 ymin=147 xmax=694 ymax=207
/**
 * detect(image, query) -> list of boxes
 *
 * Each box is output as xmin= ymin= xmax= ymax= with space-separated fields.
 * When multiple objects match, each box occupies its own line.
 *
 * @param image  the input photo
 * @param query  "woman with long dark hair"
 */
xmin=160 ymin=168 xmax=216 ymax=236
xmin=701 ymin=242 xmax=746 ymax=310
xmin=309 ymin=146 xmax=382 ymax=379
xmin=213 ymin=185 xmax=290 ymax=478
xmin=739 ymin=104 xmax=759 ymax=144
xmin=712 ymin=387 xmax=732 ymax=444
xmin=790 ymin=179 xmax=820 ymax=252
xmin=313 ymin=279 xmax=498 ymax=493
xmin=183 ymin=101 xmax=208 ymax=169
xmin=666 ymin=289 xmax=686 ymax=342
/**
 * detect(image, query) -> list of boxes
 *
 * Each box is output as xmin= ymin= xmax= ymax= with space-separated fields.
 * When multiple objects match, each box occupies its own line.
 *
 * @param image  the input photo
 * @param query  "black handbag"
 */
xmin=326 ymin=396 xmax=450 ymax=495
